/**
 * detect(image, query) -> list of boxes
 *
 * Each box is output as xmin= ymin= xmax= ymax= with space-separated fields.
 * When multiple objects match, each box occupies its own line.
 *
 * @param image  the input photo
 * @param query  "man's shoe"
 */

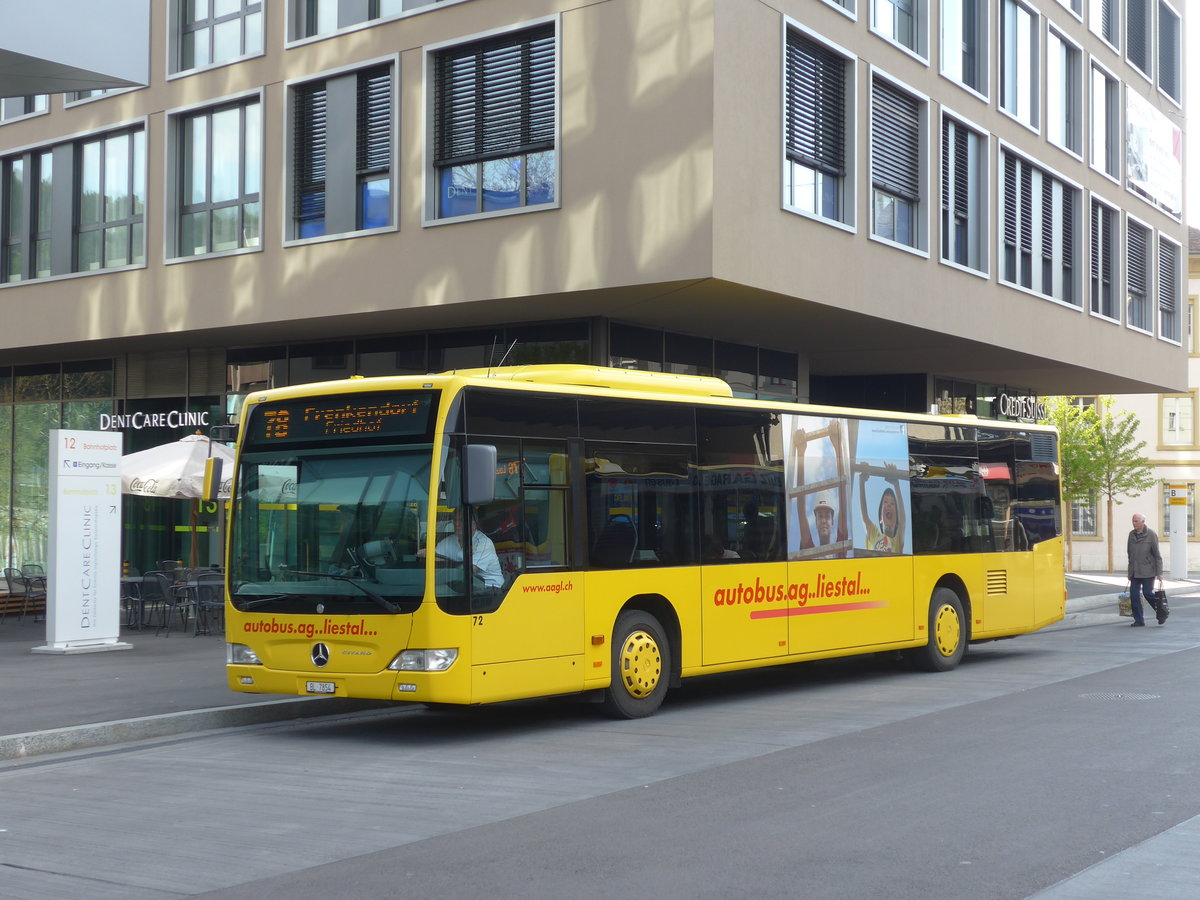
xmin=1131 ymin=621 xmax=1145 ymax=627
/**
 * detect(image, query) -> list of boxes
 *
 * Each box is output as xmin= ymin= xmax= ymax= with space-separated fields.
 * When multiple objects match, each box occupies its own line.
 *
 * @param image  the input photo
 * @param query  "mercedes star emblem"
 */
xmin=311 ymin=643 xmax=330 ymax=668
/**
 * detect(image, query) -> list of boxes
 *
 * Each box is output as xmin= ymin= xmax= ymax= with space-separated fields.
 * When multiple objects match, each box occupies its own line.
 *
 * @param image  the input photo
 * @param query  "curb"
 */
xmin=0 ymin=697 xmax=396 ymax=762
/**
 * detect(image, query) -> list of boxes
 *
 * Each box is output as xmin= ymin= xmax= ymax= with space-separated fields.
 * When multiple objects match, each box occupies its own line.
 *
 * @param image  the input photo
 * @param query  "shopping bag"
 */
xmin=1117 ymin=592 xmax=1132 ymax=617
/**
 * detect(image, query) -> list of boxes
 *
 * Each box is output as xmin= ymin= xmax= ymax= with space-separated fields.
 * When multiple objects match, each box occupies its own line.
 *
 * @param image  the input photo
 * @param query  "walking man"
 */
xmin=1127 ymin=513 xmax=1164 ymax=627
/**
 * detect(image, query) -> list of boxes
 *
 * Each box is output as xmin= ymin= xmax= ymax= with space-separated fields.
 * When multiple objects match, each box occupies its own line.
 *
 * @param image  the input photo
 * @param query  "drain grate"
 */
xmin=1079 ymin=691 xmax=1160 ymax=701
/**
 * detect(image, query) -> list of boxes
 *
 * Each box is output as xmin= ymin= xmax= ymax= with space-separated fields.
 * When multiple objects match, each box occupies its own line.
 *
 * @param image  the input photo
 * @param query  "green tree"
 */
xmin=1040 ymin=397 xmax=1102 ymax=567
xmin=1092 ymin=397 xmax=1156 ymax=573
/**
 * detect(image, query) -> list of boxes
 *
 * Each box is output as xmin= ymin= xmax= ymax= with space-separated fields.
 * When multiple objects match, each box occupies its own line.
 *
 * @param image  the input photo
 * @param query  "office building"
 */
xmin=0 ymin=0 xmax=1188 ymax=567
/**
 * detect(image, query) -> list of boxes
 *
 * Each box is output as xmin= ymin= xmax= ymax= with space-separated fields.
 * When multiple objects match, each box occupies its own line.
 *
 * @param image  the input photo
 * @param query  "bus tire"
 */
xmin=910 ymin=587 xmax=966 ymax=672
xmin=603 ymin=610 xmax=670 ymax=719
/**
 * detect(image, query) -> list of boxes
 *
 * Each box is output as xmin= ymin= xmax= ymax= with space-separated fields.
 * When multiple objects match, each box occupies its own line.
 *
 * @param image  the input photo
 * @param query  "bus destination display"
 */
xmin=247 ymin=392 xmax=435 ymax=444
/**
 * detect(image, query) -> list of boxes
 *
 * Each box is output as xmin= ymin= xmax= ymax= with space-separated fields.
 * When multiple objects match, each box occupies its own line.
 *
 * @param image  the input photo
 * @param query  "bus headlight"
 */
xmin=227 ymin=643 xmax=263 ymax=665
xmin=388 ymin=649 xmax=458 ymax=672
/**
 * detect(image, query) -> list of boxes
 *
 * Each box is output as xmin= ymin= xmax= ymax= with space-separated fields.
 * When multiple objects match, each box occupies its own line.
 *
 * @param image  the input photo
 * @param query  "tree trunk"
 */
xmin=1106 ymin=496 xmax=1115 ymax=574
xmin=1063 ymin=499 xmax=1073 ymax=571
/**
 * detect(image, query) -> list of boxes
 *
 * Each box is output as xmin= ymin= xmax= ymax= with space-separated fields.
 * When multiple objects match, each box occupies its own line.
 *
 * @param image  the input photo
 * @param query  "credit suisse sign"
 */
xmin=997 ymin=393 xmax=1047 ymax=421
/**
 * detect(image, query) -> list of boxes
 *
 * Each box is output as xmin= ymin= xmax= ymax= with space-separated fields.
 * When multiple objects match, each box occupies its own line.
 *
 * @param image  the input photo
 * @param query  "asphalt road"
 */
xmin=3 ymin=591 xmax=1198 ymax=899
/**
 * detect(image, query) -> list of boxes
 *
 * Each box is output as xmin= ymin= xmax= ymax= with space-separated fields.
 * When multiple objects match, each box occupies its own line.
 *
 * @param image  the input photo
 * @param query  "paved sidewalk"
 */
xmin=0 ymin=619 xmax=385 ymax=760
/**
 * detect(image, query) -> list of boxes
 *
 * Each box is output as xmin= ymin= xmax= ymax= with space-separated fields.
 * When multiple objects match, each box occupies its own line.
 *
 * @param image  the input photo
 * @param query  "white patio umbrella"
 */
xmin=121 ymin=433 xmax=234 ymax=499
xmin=121 ymin=433 xmax=235 ymax=569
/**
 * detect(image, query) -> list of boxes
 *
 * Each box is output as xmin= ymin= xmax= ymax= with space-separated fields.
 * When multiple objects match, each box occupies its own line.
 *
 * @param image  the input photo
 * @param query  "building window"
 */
xmin=1126 ymin=219 xmax=1152 ymax=331
xmin=294 ymin=0 xmax=449 ymax=39
xmin=0 ymin=95 xmax=48 ymax=124
xmin=175 ymin=98 xmax=261 ymax=258
xmin=1000 ymin=0 xmax=1039 ymax=128
xmin=1127 ymin=0 xmax=1151 ymax=77
xmin=1161 ymin=481 xmax=1196 ymax=537
xmin=871 ymin=77 xmax=923 ymax=249
xmin=291 ymin=64 xmax=393 ymax=240
xmin=2 ymin=159 xmax=25 ymax=282
xmin=785 ymin=29 xmax=853 ymax=225
xmin=1158 ymin=2 xmax=1181 ymax=102
xmin=873 ymin=0 xmax=924 ymax=56
xmin=1159 ymin=236 xmax=1181 ymax=342
xmin=1089 ymin=64 xmax=1119 ymax=179
xmin=1089 ymin=198 xmax=1117 ymax=320
xmin=1161 ymin=395 xmax=1193 ymax=446
xmin=1089 ymin=0 xmax=1118 ymax=46
xmin=941 ymin=115 xmax=985 ymax=270
xmin=941 ymin=0 xmax=986 ymax=94
xmin=77 ymin=130 xmax=147 ymax=271
xmin=1001 ymin=150 xmax=1078 ymax=305
xmin=1071 ymin=493 xmax=1097 ymax=536
xmin=174 ymin=0 xmax=263 ymax=73
xmin=1046 ymin=30 xmax=1081 ymax=154
xmin=2 ymin=127 xmax=146 ymax=282
xmin=432 ymin=24 xmax=556 ymax=220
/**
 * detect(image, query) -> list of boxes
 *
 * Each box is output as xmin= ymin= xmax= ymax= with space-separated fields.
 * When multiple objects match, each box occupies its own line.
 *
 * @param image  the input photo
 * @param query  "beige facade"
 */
xmin=1069 ymin=229 xmax=1200 ymax=573
xmin=0 ymin=0 xmax=1187 ymax=396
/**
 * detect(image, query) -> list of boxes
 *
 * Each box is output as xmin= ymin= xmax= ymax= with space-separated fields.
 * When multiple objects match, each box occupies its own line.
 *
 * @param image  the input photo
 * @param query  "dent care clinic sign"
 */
xmin=35 ymin=430 xmax=129 ymax=654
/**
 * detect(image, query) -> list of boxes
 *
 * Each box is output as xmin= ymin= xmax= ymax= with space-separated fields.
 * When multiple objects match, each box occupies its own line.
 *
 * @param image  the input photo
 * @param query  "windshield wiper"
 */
xmin=237 ymin=592 xmax=306 ymax=610
xmin=289 ymin=570 xmax=402 ymax=614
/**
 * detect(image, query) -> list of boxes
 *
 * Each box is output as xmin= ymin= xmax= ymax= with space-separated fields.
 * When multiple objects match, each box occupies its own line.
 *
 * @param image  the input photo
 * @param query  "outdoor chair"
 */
xmin=4 ymin=566 xmax=46 ymax=623
xmin=159 ymin=573 xmax=196 ymax=636
xmin=138 ymin=572 xmax=173 ymax=633
xmin=192 ymin=572 xmax=225 ymax=635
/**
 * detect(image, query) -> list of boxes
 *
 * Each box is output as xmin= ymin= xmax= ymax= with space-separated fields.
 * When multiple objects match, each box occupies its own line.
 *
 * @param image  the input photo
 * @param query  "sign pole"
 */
xmin=1168 ymin=483 xmax=1188 ymax=580
xmin=33 ymin=430 xmax=131 ymax=654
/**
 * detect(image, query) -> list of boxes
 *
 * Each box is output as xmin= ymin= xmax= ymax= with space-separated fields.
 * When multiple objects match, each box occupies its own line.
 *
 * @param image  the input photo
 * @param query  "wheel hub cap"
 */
xmin=933 ymin=604 xmax=961 ymax=657
xmin=618 ymin=629 xmax=662 ymax=698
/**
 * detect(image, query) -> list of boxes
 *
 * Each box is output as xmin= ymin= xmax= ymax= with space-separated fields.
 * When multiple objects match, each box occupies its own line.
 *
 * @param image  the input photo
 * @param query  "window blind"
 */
xmin=785 ymin=31 xmax=846 ymax=177
xmin=357 ymin=67 xmax=392 ymax=174
xmin=434 ymin=25 xmax=555 ymax=168
xmin=294 ymin=83 xmax=327 ymax=220
xmin=872 ymin=79 xmax=920 ymax=201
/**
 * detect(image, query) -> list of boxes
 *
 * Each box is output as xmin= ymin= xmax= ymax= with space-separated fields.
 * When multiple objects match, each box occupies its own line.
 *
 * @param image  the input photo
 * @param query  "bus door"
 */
xmin=464 ymin=438 xmax=584 ymax=669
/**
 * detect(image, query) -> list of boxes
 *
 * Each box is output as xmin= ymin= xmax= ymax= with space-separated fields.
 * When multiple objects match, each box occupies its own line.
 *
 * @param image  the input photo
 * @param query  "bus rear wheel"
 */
xmin=603 ymin=610 xmax=670 ymax=719
xmin=910 ymin=587 xmax=966 ymax=672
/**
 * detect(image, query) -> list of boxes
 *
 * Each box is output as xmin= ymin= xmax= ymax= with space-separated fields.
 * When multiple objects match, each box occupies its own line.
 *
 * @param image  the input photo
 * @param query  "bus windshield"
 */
xmin=228 ymin=445 xmax=434 ymax=615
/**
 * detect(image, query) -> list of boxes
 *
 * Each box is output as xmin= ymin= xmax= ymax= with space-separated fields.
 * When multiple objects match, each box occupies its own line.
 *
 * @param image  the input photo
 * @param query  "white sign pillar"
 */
xmin=1168 ymin=483 xmax=1189 ymax=580
xmin=33 ymin=430 xmax=131 ymax=654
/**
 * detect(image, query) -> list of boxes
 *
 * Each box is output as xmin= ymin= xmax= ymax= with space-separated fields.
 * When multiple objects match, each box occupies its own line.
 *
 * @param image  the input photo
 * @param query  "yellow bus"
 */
xmin=224 ymin=365 xmax=1065 ymax=717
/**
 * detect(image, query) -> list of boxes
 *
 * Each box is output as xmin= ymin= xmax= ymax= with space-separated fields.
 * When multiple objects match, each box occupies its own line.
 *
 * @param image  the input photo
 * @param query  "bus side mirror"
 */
xmin=464 ymin=444 xmax=497 ymax=507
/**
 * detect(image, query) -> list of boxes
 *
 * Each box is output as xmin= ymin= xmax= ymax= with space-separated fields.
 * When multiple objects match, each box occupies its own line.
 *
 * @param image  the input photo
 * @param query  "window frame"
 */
xmin=1087 ymin=193 xmax=1119 ymax=323
xmin=1088 ymin=58 xmax=1120 ymax=182
xmin=1157 ymin=232 xmax=1182 ymax=344
xmin=939 ymin=0 xmax=988 ymax=98
xmin=998 ymin=144 xmax=1081 ymax=307
xmin=169 ymin=0 xmax=264 ymax=77
xmin=1070 ymin=491 xmax=1097 ymax=537
xmin=1 ymin=119 xmax=149 ymax=285
xmin=870 ymin=71 xmax=928 ymax=254
xmin=1159 ymin=393 xmax=1196 ymax=449
xmin=871 ymin=0 xmax=928 ymax=60
xmin=166 ymin=90 xmax=264 ymax=262
xmin=782 ymin=22 xmax=858 ymax=232
xmin=1088 ymin=0 xmax=1118 ymax=49
xmin=75 ymin=128 xmax=147 ymax=272
xmin=1124 ymin=214 xmax=1153 ymax=334
xmin=425 ymin=19 xmax=560 ymax=225
xmin=1126 ymin=0 xmax=1152 ymax=80
xmin=0 ymin=95 xmax=49 ymax=126
xmin=999 ymin=0 xmax=1041 ymax=132
xmin=1156 ymin=0 xmax=1181 ymax=105
xmin=289 ymin=0 xmax=464 ymax=43
xmin=285 ymin=57 xmax=398 ymax=244
xmin=1046 ymin=27 xmax=1082 ymax=157
xmin=940 ymin=110 xmax=989 ymax=275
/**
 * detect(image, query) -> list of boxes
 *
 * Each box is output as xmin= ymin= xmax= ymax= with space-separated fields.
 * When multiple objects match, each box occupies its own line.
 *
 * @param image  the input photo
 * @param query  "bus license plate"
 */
xmin=306 ymin=681 xmax=336 ymax=694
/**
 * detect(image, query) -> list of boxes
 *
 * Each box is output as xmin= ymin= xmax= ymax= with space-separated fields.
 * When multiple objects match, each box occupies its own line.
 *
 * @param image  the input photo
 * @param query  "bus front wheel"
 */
xmin=603 ymin=610 xmax=670 ymax=719
xmin=910 ymin=587 xmax=966 ymax=672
